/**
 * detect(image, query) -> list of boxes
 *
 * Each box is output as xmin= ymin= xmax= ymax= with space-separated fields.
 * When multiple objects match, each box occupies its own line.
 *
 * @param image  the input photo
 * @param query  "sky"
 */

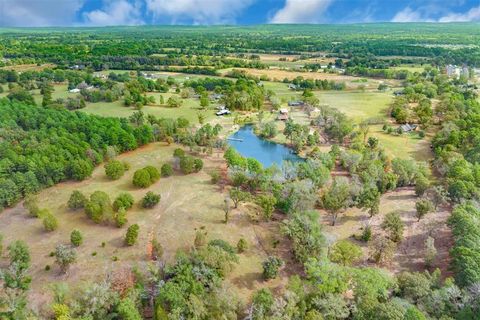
xmin=0 ymin=0 xmax=479 ymax=27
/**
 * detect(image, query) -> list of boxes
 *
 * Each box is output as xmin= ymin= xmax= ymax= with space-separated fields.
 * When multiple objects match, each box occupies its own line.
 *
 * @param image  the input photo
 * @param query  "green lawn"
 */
xmin=369 ymin=125 xmax=432 ymax=162
xmin=314 ymin=90 xmax=393 ymax=123
xmin=81 ymin=92 xmax=218 ymax=123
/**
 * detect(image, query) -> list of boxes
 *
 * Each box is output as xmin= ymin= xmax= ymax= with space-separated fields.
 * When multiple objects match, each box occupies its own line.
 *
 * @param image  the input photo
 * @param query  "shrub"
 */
xmin=210 ymin=170 xmax=221 ymax=184
xmin=145 ymin=166 xmax=160 ymax=182
xmin=70 ymin=229 xmax=83 ymax=247
xmin=85 ymin=191 xmax=112 ymax=224
xmin=113 ymin=193 xmax=134 ymax=212
xmin=161 ymin=163 xmax=173 ymax=177
xmin=24 ymin=195 xmax=40 ymax=217
xmin=415 ymin=199 xmax=434 ymax=221
xmin=115 ymin=207 xmax=128 ymax=228
xmin=237 ymin=238 xmax=248 ymax=253
xmin=42 ymin=211 xmax=58 ymax=232
xmin=209 ymin=239 xmax=236 ymax=255
xmin=193 ymin=158 xmax=203 ymax=172
xmin=179 ymin=156 xmax=196 ymax=174
xmin=262 ymin=256 xmax=283 ymax=280
xmin=125 ymin=224 xmax=140 ymax=246
xmin=360 ymin=224 xmax=372 ymax=242
xmin=382 ymin=211 xmax=404 ymax=242
xmin=67 ymin=190 xmax=87 ymax=210
xmin=142 ymin=192 xmax=160 ymax=208
xmin=132 ymin=168 xmax=151 ymax=188
xmin=194 ymin=230 xmax=208 ymax=248
xmin=329 ymin=240 xmax=362 ymax=266
xmin=104 ymin=160 xmax=126 ymax=180
xmin=173 ymin=148 xmax=185 ymax=158
xmin=133 ymin=166 xmax=160 ymax=188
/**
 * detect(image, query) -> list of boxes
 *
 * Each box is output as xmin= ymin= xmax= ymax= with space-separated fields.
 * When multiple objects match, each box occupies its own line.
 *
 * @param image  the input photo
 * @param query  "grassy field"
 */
xmin=0 ymin=143 xmax=291 ymax=311
xmin=314 ymin=90 xmax=393 ymax=123
xmin=81 ymin=92 xmax=218 ymax=123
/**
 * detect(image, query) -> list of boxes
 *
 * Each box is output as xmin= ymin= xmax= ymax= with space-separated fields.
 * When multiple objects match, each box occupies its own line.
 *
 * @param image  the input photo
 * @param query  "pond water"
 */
xmin=228 ymin=125 xmax=303 ymax=168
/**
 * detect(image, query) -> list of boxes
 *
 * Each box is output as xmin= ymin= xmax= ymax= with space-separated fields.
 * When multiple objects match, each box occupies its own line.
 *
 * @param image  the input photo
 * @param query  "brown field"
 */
xmin=320 ymin=187 xmax=452 ymax=277
xmin=0 ymin=143 xmax=295 ymax=314
xmin=1 ymin=63 xmax=56 ymax=72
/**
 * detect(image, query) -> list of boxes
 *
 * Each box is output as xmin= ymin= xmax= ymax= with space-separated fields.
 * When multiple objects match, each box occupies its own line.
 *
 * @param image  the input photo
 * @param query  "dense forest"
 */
xmin=1 ymin=24 xmax=480 ymax=69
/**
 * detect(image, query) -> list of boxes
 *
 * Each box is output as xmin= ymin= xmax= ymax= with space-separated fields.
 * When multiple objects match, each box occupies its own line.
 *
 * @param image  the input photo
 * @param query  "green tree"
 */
xmin=67 ymin=190 xmax=87 ymax=210
xmin=115 ymin=207 xmax=128 ymax=228
xmin=257 ymin=194 xmax=277 ymax=220
xmin=262 ymin=256 xmax=283 ymax=280
xmin=415 ymin=199 xmax=433 ymax=221
xmin=104 ymin=160 xmax=126 ymax=180
xmin=229 ymin=188 xmax=249 ymax=209
xmin=23 ymin=194 xmax=40 ymax=218
xmin=321 ymin=177 xmax=352 ymax=226
xmin=357 ymin=187 xmax=380 ymax=217
xmin=113 ymin=193 xmax=134 ymax=212
xmin=70 ymin=229 xmax=83 ymax=247
xmin=42 ymin=211 xmax=59 ymax=232
xmin=125 ymin=224 xmax=140 ymax=246
xmin=55 ymin=244 xmax=77 ymax=274
xmin=330 ymin=240 xmax=363 ymax=266
xmin=237 ymin=238 xmax=247 ymax=253
xmin=142 ymin=191 xmax=160 ymax=208
xmin=415 ymin=174 xmax=430 ymax=197
xmin=117 ymin=298 xmax=142 ymax=320
xmin=382 ymin=211 xmax=404 ymax=243
xmin=161 ymin=163 xmax=173 ymax=177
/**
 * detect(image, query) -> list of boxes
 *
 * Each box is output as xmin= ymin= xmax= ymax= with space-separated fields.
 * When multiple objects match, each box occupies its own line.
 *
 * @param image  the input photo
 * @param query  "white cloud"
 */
xmin=270 ymin=0 xmax=333 ymax=24
xmin=0 ymin=0 xmax=84 ymax=27
xmin=83 ymin=0 xmax=144 ymax=26
xmin=391 ymin=7 xmax=434 ymax=23
xmin=145 ymin=0 xmax=254 ymax=24
xmin=392 ymin=5 xmax=480 ymax=23
xmin=439 ymin=5 xmax=480 ymax=22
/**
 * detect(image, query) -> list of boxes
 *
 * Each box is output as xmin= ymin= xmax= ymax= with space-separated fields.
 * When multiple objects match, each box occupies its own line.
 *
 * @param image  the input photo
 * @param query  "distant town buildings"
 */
xmin=446 ymin=64 xmax=470 ymax=78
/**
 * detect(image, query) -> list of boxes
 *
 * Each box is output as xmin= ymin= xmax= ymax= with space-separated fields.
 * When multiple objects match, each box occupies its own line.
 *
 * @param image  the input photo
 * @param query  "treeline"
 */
xmin=0 ymin=101 xmax=153 ymax=210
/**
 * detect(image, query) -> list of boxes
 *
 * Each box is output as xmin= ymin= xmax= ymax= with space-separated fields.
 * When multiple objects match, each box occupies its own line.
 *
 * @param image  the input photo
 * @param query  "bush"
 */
xmin=161 ymin=163 xmax=173 ymax=177
xmin=262 ymin=256 xmax=283 ymax=280
xmin=173 ymin=148 xmax=185 ymax=158
xmin=179 ymin=156 xmax=196 ymax=174
xmin=24 ymin=195 xmax=40 ymax=217
xmin=115 ymin=207 xmax=128 ymax=227
xmin=415 ymin=199 xmax=434 ymax=221
xmin=193 ymin=158 xmax=203 ymax=172
xmin=42 ymin=211 xmax=58 ymax=232
xmin=85 ymin=191 xmax=112 ymax=224
xmin=132 ymin=166 xmax=160 ymax=188
xmin=70 ymin=229 xmax=83 ymax=247
xmin=113 ymin=193 xmax=134 ymax=212
xmin=237 ymin=238 xmax=248 ymax=253
xmin=210 ymin=170 xmax=221 ymax=184
xmin=67 ymin=190 xmax=87 ymax=210
xmin=132 ymin=169 xmax=151 ymax=188
xmin=145 ymin=166 xmax=160 ymax=182
xmin=142 ymin=191 xmax=161 ymax=208
xmin=104 ymin=160 xmax=126 ymax=180
xmin=125 ymin=224 xmax=140 ymax=246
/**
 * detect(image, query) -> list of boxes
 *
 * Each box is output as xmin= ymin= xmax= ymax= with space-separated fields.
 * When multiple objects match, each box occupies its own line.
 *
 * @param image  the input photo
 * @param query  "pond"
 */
xmin=228 ymin=125 xmax=303 ymax=168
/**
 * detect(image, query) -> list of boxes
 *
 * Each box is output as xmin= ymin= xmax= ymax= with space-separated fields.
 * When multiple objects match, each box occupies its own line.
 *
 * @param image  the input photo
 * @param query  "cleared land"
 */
xmin=320 ymin=187 xmax=452 ymax=277
xmin=0 ymin=143 xmax=292 ymax=312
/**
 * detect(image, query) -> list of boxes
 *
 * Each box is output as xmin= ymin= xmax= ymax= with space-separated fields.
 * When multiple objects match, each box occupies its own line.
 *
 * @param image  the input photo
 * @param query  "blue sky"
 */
xmin=0 ymin=0 xmax=480 ymax=27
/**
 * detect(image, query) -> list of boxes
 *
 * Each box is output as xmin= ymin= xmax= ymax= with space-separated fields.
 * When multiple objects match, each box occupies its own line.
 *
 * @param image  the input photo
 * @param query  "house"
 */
xmin=288 ymin=101 xmax=304 ymax=107
xmin=277 ymin=108 xmax=289 ymax=121
xmin=69 ymin=88 xmax=80 ymax=93
xmin=288 ymin=84 xmax=299 ymax=90
xmin=216 ymin=108 xmax=231 ymax=116
xmin=216 ymin=106 xmax=231 ymax=116
xmin=211 ymin=93 xmax=224 ymax=100
xmin=400 ymin=123 xmax=418 ymax=133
